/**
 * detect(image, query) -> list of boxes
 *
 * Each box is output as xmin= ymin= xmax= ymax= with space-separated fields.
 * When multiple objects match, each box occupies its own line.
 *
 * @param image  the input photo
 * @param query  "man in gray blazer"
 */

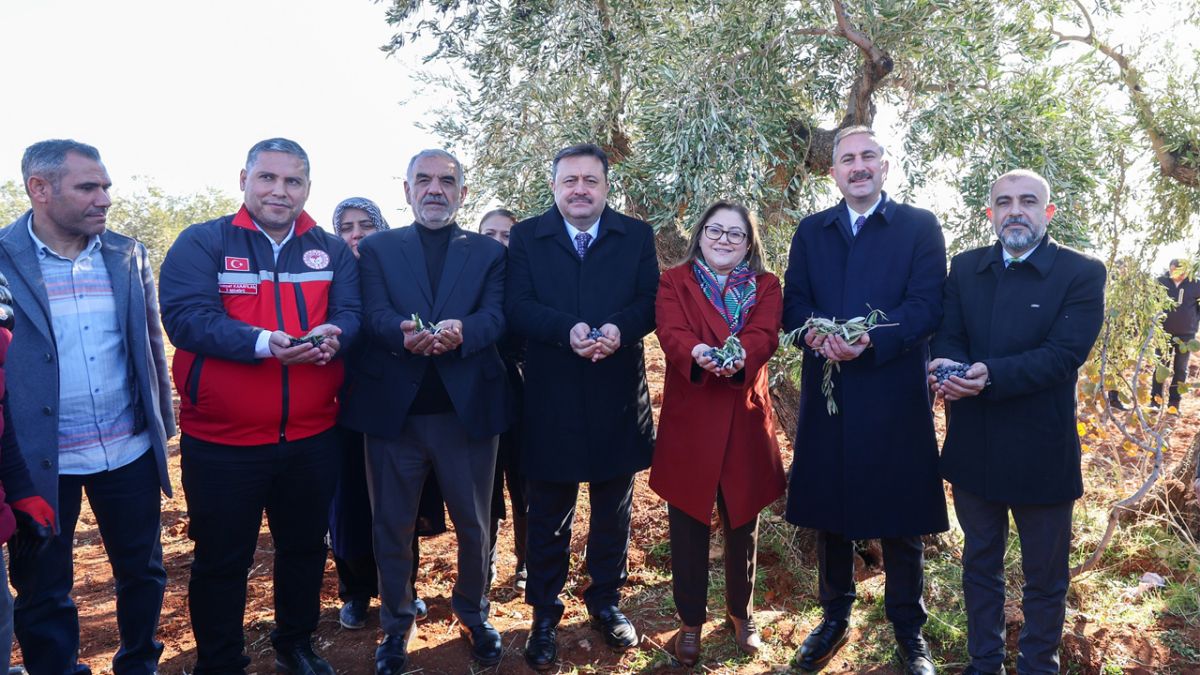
xmin=0 ymin=139 xmax=175 ymax=675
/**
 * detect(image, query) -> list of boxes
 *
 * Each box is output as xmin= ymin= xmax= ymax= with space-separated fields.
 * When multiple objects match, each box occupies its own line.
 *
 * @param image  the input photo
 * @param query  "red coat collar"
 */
xmin=231 ymin=204 xmax=317 ymax=236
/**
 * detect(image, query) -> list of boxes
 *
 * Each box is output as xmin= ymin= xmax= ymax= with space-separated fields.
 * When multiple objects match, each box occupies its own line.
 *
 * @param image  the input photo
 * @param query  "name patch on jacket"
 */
xmin=217 ymin=271 xmax=259 ymax=295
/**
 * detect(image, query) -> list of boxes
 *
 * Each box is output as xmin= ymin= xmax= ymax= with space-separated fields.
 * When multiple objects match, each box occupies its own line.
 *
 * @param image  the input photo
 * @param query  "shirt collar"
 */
xmin=846 ymin=194 xmax=883 ymax=225
xmin=564 ymin=216 xmax=600 ymax=241
xmin=27 ymin=214 xmax=102 ymax=261
xmin=252 ymin=219 xmax=296 ymax=250
xmin=1003 ymin=240 xmax=1040 ymax=264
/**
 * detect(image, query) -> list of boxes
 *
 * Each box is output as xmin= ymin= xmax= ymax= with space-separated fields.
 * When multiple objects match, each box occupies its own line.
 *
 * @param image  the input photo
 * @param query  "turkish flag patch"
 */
xmin=224 ymin=257 xmax=250 ymax=271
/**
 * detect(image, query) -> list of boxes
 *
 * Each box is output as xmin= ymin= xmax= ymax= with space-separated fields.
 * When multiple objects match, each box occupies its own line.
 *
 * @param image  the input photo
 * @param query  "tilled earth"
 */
xmin=9 ymin=339 xmax=1200 ymax=673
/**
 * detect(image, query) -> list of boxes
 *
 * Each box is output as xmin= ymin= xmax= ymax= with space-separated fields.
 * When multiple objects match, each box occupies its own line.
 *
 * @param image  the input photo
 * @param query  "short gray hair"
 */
xmin=21 ymin=139 xmax=102 ymax=190
xmin=246 ymin=138 xmax=310 ymax=177
xmin=831 ymin=126 xmax=886 ymax=162
xmin=992 ymin=169 xmax=1052 ymax=204
xmin=407 ymin=149 xmax=465 ymax=186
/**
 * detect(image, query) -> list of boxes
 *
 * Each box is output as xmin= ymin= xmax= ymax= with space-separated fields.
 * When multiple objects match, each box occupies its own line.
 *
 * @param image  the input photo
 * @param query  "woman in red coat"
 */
xmin=650 ymin=201 xmax=786 ymax=667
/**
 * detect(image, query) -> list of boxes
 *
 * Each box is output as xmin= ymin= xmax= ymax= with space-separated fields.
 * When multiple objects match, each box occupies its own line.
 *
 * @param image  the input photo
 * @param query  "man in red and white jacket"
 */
xmin=159 ymin=138 xmax=360 ymax=675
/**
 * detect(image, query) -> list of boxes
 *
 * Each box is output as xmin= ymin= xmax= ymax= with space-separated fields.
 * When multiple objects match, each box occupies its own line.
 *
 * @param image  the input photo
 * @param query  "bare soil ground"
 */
xmin=10 ymin=338 xmax=1200 ymax=674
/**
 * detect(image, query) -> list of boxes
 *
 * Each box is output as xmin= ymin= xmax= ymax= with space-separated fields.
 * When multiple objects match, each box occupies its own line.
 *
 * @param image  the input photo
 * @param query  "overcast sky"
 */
xmin=0 ymin=0 xmax=447 ymax=229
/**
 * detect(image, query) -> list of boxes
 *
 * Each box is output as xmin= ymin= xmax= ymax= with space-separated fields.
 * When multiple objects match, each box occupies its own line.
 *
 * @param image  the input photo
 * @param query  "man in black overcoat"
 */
xmin=340 ymin=149 xmax=510 ymax=674
xmin=930 ymin=169 xmax=1106 ymax=675
xmin=783 ymin=126 xmax=948 ymax=674
xmin=505 ymin=143 xmax=658 ymax=671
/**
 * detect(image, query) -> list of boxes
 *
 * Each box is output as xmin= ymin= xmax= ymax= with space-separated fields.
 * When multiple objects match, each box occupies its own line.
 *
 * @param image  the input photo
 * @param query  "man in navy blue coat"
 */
xmin=930 ymin=170 xmax=1105 ymax=675
xmin=505 ymin=144 xmax=658 ymax=671
xmin=783 ymin=126 xmax=947 ymax=674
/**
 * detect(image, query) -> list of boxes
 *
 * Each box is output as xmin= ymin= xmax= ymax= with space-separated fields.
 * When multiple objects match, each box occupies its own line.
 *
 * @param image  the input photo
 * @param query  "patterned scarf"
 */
xmin=332 ymin=197 xmax=391 ymax=233
xmin=692 ymin=258 xmax=758 ymax=334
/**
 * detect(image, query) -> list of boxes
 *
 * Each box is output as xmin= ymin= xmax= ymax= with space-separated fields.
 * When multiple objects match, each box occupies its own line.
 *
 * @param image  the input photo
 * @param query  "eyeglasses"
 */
xmin=702 ymin=225 xmax=747 ymax=245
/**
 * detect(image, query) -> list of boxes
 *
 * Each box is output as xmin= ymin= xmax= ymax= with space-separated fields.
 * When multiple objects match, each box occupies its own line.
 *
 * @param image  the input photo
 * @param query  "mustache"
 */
xmin=568 ymin=196 xmax=593 ymax=203
xmin=1003 ymin=216 xmax=1032 ymax=228
xmin=849 ymin=170 xmax=873 ymax=182
xmin=421 ymin=195 xmax=449 ymax=207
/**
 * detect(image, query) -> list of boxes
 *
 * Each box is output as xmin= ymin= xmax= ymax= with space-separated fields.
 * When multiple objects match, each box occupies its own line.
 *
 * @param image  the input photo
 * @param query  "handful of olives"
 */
xmin=410 ymin=313 xmax=444 ymax=335
xmin=288 ymin=334 xmax=326 ymax=348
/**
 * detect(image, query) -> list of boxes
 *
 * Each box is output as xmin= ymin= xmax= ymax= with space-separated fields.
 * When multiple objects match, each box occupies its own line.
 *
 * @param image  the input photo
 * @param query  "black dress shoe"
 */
xmin=589 ymin=606 xmax=638 ymax=650
xmin=375 ymin=634 xmax=409 ymax=675
xmin=794 ymin=618 xmax=849 ymax=672
xmin=461 ymin=621 xmax=504 ymax=666
xmin=274 ymin=642 xmax=334 ymax=675
xmin=961 ymin=666 xmax=1005 ymax=675
xmin=339 ymin=597 xmax=368 ymax=630
xmin=524 ymin=615 xmax=559 ymax=671
xmin=896 ymin=634 xmax=936 ymax=675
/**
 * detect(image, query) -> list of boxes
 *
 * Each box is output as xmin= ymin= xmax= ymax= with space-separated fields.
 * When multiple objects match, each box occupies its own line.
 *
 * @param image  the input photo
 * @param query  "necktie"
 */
xmin=575 ymin=232 xmax=592 ymax=259
xmin=852 ymin=215 xmax=866 ymax=237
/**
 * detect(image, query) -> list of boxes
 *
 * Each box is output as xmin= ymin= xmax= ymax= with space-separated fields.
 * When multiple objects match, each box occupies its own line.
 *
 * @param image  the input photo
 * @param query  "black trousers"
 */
xmin=1151 ymin=332 xmax=1194 ymax=404
xmin=668 ymin=490 xmax=758 ymax=626
xmin=953 ymin=487 xmax=1074 ymax=675
xmin=525 ymin=473 xmax=634 ymax=621
xmin=817 ymin=530 xmax=927 ymax=637
xmin=10 ymin=449 xmax=165 ymax=675
xmin=487 ymin=449 xmax=528 ymax=579
xmin=181 ymin=430 xmax=339 ymax=674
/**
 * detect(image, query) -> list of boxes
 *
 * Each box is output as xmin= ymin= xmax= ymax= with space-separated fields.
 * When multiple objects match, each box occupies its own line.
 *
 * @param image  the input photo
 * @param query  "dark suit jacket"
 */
xmin=0 ymin=211 xmax=176 ymax=518
xmin=1158 ymin=274 xmax=1200 ymax=336
xmin=505 ymin=204 xmax=658 ymax=483
xmin=932 ymin=235 xmax=1106 ymax=504
xmin=782 ymin=192 xmax=948 ymax=539
xmin=339 ymin=223 xmax=509 ymax=440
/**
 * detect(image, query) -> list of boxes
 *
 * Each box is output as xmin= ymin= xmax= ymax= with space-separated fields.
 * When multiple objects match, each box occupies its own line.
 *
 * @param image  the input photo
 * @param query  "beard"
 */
xmin=999 ymin=218 xmax=1043 ymax=253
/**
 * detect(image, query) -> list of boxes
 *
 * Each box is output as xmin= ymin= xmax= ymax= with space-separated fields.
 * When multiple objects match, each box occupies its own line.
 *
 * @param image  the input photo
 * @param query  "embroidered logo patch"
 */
xmin=303 ymin=249 xmax=330 ymax=270
xmin=224 ymin=256 xmax=250 ymax=271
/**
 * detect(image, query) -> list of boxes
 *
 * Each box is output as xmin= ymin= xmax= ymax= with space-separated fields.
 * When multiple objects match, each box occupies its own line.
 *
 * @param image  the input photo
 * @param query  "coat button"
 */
xmin=44 ymin=353 xmax=53 ymax=362
xmin=42 ymin=405 xmax=52 ymax=415
xmin=40 ymin=459 xmax=52 ymax=469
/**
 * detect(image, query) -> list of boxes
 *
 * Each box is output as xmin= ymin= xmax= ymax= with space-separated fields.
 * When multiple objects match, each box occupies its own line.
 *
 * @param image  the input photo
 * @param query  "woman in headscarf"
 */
xmin=649 ymin=201 xmax=786 ymax=667
xmin=329 ymin=198 xmax=446 ymax=631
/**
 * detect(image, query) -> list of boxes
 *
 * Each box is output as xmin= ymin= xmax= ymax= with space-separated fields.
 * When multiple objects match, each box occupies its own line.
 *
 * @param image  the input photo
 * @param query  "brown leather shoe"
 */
xmin=726 ymin=613 xmax=762 ymax=656
xmin=667 ymin=624 xmax=702 ymax=667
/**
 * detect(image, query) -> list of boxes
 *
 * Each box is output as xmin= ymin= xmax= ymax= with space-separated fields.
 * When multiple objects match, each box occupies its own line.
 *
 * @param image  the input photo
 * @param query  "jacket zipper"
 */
xmin=272 ymin=245 xmax=289 ymax=441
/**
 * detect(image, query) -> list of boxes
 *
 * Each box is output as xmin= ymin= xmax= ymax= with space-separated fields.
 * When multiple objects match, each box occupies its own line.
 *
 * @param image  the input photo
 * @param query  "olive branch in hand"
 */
xmin=782 ymin=308 xmax=896 ymax=415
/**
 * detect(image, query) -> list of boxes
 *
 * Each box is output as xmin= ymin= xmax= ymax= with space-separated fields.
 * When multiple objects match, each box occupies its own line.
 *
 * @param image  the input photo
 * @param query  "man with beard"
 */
xmin=0 ymin=139 xmax=174 ymax=675
xmin=505 ymin=143 xmax=658 ymax=671
xmin=339 ymin=149 xmax=509 ymax=674
xmin=929 ymin=169 xmax=1105 ymax=675
xmin=783 ymin=126 xmax=947 ymax=674
xmin=159 ymin=138 xmax=360 ymax=674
